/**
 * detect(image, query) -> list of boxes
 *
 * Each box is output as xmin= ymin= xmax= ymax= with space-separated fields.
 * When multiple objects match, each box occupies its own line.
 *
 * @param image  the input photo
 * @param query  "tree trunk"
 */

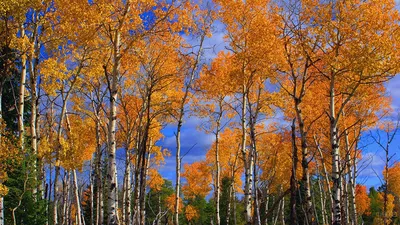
xmin=0 ymin=197 xmax=3 ymax=225
xmin=0 ymin=85 xmax=3 ymax=225
xmin=107 ymin=27 xmax=121 ymax=225
xmin=124 ymin=149 xmax=132 ymax=225
xmin=233 ymin=182 xmax=237 ymax=225
xmin=315 ymin=139 xmax=333 ymax=224
xmin=62 ymin=171 xmax=69 ymax=225
xmin=133 ymin=154 xmax=141 ymax=224
xmin=316 ymin=161 xmax=327 ymax=225
xmin=241 ymin=88 xmax=252 ymax=225
xmin=55 ymin=90 xmax=72 ymax=225
xmin=343 ymin=125 xmax=352 ymax=225
xmin=264 ymin=188 xmax=269 ymax=225
xmin=351 ymin=145 xmax=358 ymax=225
xmin=73 ymin=170 xmax=83 ymax=225
xmin=156 ymin=194 xmax=161 ymax=225
xmin=215 ymin=111 xmax=222 ymax=225
xmin=90 ymin=160 xmax=94 ymax=225
xmin=294 ymin=98 xmax=314 ymax=223
xmin=330 ymin=78 xmax=341 ymax=225
xmin=18 ymin=25 xmax=27 ymax=150
xmin=290 ymin=119 xmax=298 ymax=225
xmin=384 ymin=142 xmax=389 ymax=225
xmin=281 ymin=188 xmax=285 ymax=225
xmin=30 ymin=53 xmax=38 ymax=199
xmin=174 ymin=118 xmax=182 ymax=225
xmin=93 ymin=108 xmax=103 ymax=225
xmin=226 ymin=181 xmax=232 ymax=225
xmin=139 ymin=146 xmax=151 ymax=225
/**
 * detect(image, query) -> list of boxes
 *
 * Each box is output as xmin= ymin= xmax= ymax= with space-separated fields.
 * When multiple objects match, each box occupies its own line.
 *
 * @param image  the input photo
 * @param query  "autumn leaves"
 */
xmin=1 ymin=0 xmax=400 ymax=224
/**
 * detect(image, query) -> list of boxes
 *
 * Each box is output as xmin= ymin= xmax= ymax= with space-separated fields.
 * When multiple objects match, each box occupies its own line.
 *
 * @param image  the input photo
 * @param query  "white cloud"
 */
xmin=387 ymin=75 xmax=400 ymax=111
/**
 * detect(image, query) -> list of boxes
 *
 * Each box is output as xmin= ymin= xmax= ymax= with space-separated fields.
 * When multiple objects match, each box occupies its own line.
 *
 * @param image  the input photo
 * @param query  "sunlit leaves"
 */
xmin=182 ymin=161 xmax=212 ymax=199
xmin=355 ymin=184 xmax=370 ymax=216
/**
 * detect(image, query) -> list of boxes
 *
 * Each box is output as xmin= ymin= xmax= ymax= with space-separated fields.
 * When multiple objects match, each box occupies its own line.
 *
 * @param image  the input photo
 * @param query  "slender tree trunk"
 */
xmin=0 ymin=197 xmax=3 ymax=225
xmin=247 ymin=88 xmax=262 ymax=225
xmin=226 ymin=181 xmax=232 ymax=225
xmin=107 ymin=27 xmax=121 ymax=225
xmin=90 ymin=160 xmax=94 ymax=225
xmin=290 ymin=119 xmax=298 ymax=225
xmin=0 ymin=85 xmax=3 ymax=225
xmin=316 ymin=161 xmax=327 ymax=225
xmin=18 ymin=26 xmax=27 ymax=150
xmin=294 ymin=99 xmax=314 ymax=223
xmin=124 ymin=149 xmax=132 ymax=225
xmin=273 ymin=196 xmax=280 ymax=225
xmin=55 ymin=90 xmax=72 ymax=225
xmin=351 ymin=145 xmax=358 ymax=225
xmin=233 ymin=182 xmax=237 ymax=225
xmin=311 ymin=185 xmax=319 ymax=225
xmin=215 ymin=111 xmax=222 ymax=225
xmin=175 ymin=118 xmax=182 ymax=225
xmin=281 ymin=188 xmax=285 ymax=225
xmin=48 ymin=163 xmax=52 ymax=225
xmin=122 ymin=161 xmax=127 ymax=225
xmin=384 ymin=145 xmax=389 ymax=225
xmin=330 ymin=77 xmax=341 ymax=225
xmin=156 ymin=193 xmax=161 ymax=225
xmin=133 ymin=144 xmax=141 ymax=224
xmin=241 ymin=88 xmax=252 ymax=225
xmin=93 ymin=111 xmax=103 ymax=225
xmin=316 ymin=140 xmax=333 ymax=223
xmin=106 ymin=0 xmax=131 ymax=220
xmin=62 ymin=171 xmax=68 ymax=225
xmin=139 ymin=146 xmax=151 ymax=225
xmin=73 ymin=170 xmax=83 ymax=225
xmin=264 ymin=188 xmax=269 ymax=225
xmin=343 ymin=124 xmax=352 ymax=225
xmin=30 ymin=53 xmax=39 ymax=199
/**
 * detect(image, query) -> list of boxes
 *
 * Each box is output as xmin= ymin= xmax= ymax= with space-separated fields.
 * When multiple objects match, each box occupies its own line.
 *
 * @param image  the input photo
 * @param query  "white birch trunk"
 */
xmin=215 ymin=110 xmax=222 ymax=225
xmin=295 ymin=99 xmax=314 ymax=223
xmin=174 ymin=124 xmax=181 ymax=225
xmin=73 ymin=170 xmax=83 ymax=225
xmin=18 ymin=26 xmax=27 ymax=149
xmin=330 ymin=78 xmax=341 ymax=225
xmin=29 ymin=52 xmax=38 ymax=199
xmin=0 ymin=197 xmax=3 ymax=225
xmin=107 ymin=27 xmax=121 ymax=225
xmin=89 ymin=160 xmax=94 ymax=225
xmin=241 ymin=89 xmax=252 ymax=224
xmin=106 ymin=1 xmax=131 ymax=222
xmin=124 ymin=149 xmax=131 ymax=225
xmin=0 ymin=85 xmax=3 ymax=225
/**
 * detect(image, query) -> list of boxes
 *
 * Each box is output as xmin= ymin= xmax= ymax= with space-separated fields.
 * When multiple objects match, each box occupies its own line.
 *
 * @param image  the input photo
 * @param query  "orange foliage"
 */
xmin=182 ymin=161 xmax=212 ymax=199
xmin=387 ymin=162 xmax=400 ymax=197
xmin=60 ymin=115 xmax=96 ymax=171
xmin=355 ymin=184 xmax=370 ymax=216
xmin=165 ymin=194 xmax=182 ymax=213
xmin=205 ymin=128 xmax=243 ymax=192
xmin=376 ymin=193 xmax=395 ymax=224
xmin=258 ymin=129 xmax=297 ymax=192
xmin=185 ymin=205 xmax=199 ymax=222
xmin=147 ymin=169 xmax=164 ymax=192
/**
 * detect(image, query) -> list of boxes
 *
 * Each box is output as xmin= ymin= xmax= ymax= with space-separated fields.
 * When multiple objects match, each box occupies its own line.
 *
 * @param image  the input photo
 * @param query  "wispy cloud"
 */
xmin=387 ymin=75 xmax=400 ymax=111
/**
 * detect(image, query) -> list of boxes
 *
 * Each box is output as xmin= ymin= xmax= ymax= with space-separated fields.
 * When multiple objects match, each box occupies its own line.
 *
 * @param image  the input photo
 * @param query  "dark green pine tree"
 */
xmin=1 ymin=46 xmax=47 ymax=225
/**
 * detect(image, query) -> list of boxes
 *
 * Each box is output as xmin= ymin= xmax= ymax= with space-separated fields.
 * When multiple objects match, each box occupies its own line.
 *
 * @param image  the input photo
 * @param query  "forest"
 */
xmin=1 ymin=0 xmax=400 ymax=224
